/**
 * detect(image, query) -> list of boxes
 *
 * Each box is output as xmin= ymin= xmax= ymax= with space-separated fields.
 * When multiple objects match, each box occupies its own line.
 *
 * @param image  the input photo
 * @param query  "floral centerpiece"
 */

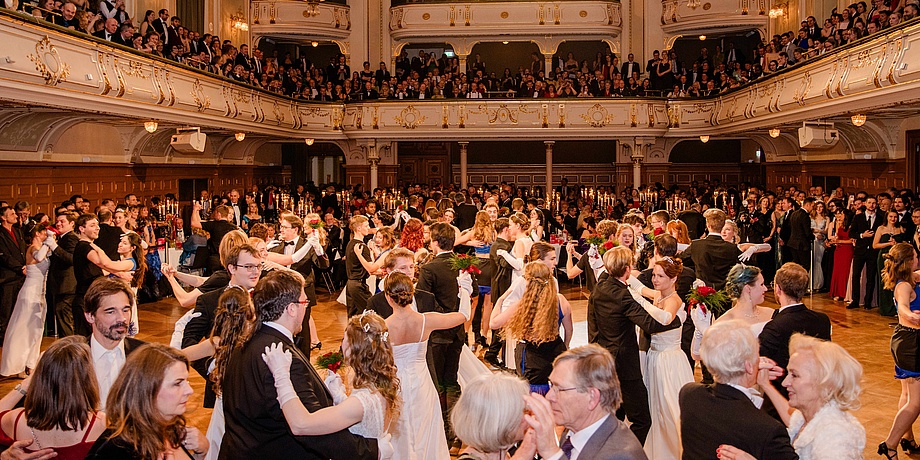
xmin=315 ymin=350 xmax=344 ymax=374
xmin=686 ymin=286 xmax=731 ymax=317
xmin=449 ymin=253 xmax=482 ymax=275
xmin=307 ymin=218 xmax=324 ymax=230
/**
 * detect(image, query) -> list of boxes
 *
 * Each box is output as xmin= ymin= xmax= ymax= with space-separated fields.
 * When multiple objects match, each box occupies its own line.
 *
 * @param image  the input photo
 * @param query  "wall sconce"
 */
xmin=851 ymin=114 xmax=867 ymax=126
xmin=700 ymin=135 xmax=710 ymax=143
xmin=144 ymin=121 xmax=158 ymax=133
xmin=230 ymin=11 xmax=249 ymax=31
xmin=769 ymin=128 xmax=780 ymax=138
xmin=305 ymin=138 xmax=315 ymax=145
xmin=311 ymin=41 xmax=319 ymax=47
xmin=235 ymin=132 xmax=246 ymax=141
xmin=768 ymin=7 xmax=784 ymax=18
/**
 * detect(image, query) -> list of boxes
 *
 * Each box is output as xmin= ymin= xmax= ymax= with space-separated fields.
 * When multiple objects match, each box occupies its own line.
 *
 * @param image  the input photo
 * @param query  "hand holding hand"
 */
xmin=324 ymin=371 xmax=347 ymax=405
xmin=522 ymin=394 xmax=562 ymax=459
xmin=0 ymin=439 xmax=56 ymax=460
xmin=717 ymin=445 xmax=757 ymax=460
xmin=496 ymin=249 xmax=509 ymax=258
xmin=739 ymin=246 xmax=756 ymax=262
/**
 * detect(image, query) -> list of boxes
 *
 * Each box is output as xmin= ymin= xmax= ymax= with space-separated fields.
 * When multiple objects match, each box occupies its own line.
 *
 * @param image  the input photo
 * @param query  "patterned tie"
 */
xmin=561 ymin=435 xmax=575 ymax=459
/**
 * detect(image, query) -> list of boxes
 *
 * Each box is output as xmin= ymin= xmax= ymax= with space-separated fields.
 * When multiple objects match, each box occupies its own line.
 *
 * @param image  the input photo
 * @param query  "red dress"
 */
xmin=0 ymin=409 xmax=99 ymax=460
xmin=830 ymin=228 xmax=854 ymax=298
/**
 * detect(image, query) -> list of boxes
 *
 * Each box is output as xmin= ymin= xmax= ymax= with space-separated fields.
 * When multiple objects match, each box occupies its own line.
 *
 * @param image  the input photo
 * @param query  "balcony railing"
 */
xmin=251 ymin=0 xmax=351 ymax=43
xmin=660 ymin=0 xmax=768 ymax=35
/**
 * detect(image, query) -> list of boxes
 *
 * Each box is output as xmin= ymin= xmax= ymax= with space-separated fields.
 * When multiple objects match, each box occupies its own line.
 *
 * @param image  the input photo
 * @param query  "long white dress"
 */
xmin=811 ymin=217 xmax=827 ymax=290
xmin=390 ymin=316 xmax=450 ymax=460
xmin=644 ymin=307 xmax=693 ymax=460
xmin=0 ymin=246 xmax=50 ymax=376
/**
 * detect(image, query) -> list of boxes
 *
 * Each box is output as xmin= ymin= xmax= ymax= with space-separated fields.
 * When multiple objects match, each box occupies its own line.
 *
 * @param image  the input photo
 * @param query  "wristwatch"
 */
xmin=14 ymin=384 xmax=26 ymax=396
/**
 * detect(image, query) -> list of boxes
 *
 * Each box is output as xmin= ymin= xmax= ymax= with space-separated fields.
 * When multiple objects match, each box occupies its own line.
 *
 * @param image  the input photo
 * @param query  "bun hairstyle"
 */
xmin=384 ymin=271 xmax=415 ymax=307
xmin=526 ymin=241 xmax=555 ymax=263
xmin=509 ymin=212 xmax=529 ymax=231
xmin=654 ymin=256 xmax=683 ymax=279
xmin=724 ymin=263 xmax=762 ymax=299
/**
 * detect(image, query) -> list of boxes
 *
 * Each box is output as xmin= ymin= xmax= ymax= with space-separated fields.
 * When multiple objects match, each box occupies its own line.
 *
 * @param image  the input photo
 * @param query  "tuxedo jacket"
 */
xmin=50 ymin=231 xmax=80 ymax=294
xmin=454 ymin=203 xmax=478 ymax=231
xmin=227 ymin=199 xmax=248 ymax=227
xmin=366 ymin=288 xmax=437 ymax=318
xmin=269 ymin=238 xmax=329 ymax=288
xmin=406 ymin=206 xmax=423 ymax=221
xmin=785 ymin=208 xmax=814 ymax=251
xmin=900 ymin=211 xmax=916 ymax=237
xmin=83 ymin=335 xmax=146 ymax=356
xmin=677 ymin=210 xmax=706 ymax=240
xmin=220 ymin=326 xmax=377 ymax=459
xmin=620 ymin=61 xmax=641 ymax=78
xmin=587 ymin=276 xmax=681 ymax=381
xmin=416 ymin=252 xmax=461 ymax=344
xmin=759 ymin=303 xmax=831 ymax=377
xmin=679 ymin=383 xmax=798 ymax=460
xmin=850 ymin=211 xmax=882 ymax=253
xmin=490 ymin=237 xmax=514 ymax=300
xmin=560 ymin=416 xmax=647 ymax=460
xmin=0 ymin=225 xmax=26 ymax=285
xmin=681 ymin=234 xmax=741 ymax=291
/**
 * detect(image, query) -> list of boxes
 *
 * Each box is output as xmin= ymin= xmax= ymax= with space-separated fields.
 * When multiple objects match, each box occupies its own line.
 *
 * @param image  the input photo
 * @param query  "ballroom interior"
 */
xmin=2 ymin=0 xmax=920 ymax=456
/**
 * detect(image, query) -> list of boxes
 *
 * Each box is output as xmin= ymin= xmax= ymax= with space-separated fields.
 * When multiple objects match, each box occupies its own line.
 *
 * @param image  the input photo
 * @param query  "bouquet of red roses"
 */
xmin=315 ymin=350 xmax=345 ymax=373
xmin=585 ymin=234 xmax=605 ymax=247
xmin=598 ymin=240 xmax=618 ymax=255
xmin=686 ymin=285 xmax=731 ymax=317
xmin=449 ymin=253 xmax=482 ymax=275
xmin=307 ymin=219 xmax=324 ymax=230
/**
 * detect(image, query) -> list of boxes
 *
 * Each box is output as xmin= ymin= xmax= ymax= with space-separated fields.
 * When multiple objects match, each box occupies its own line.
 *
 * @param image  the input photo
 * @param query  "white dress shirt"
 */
xmin=546 ymin=414 xmax=610 ymax=460
xmin=91 ymin=334 xmax=126 ymax=409
xmin=263 ymin=321 xmax=295 ymax=342
xmin=283 ymin=236 xmax=301 ymax=257
xmin=726 ymin=382 xmax=764 ymax=409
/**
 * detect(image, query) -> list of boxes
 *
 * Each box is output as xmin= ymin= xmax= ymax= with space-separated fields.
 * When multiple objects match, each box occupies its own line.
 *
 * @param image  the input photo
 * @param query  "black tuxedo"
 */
xmin=227 ymin=199 xmax=247 ymax=227
xmin=269 ymin=237 xmax=328 ymax=355
xmin=219 ymin=326 xmax=378 ymax=459
xmin=406 ymin=206 xmax=423 ymax=221
xmin=0 ymin=225 xmax=26 ymax=333
xmin=759 ymin=303 xmax=831 ymax=395
xmin=485 ymin=237 xmax=514 ymax=365
xmin=96 ymin=224 xmax=122 ymax=261
xmin=366 ymin=288 xmax=437 ymax=318
xmin=900 ymin=210 xmax=916 ymax=237
xmin=849 ymin=211 xmax=882 ymax=307
xmin=92 ymin=30 xmax=116 ymax=42
xmin=453 ymin=203 xmax=478 ymax=231
xmin=681 ymin=234 xmax=741 ymax=291
xmin=320 ymin=194 xmax=342 ymax=219
xmin=50 ymin=231 xmax=80 ymax=336
xmin=680 ymin=383 xmax=798 ymax=460
xmin=587 ymin=275 xmax=681 ymax=443
xmin=620 ymin=61 xmax=641 ymax=79
xmin=677 ymin=209 xmax=707 ymax=240
xmin=784 ymin=207 xmax=813 ymax=267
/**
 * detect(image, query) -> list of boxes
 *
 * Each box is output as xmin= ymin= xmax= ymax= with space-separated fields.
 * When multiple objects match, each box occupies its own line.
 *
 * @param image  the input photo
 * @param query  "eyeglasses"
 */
xmin=231 ymin=263 xmax=262 ymax=273
xmin=547 ymin=381 xmax=579 ymax=394
xmin=279 ymin=225 xmax=294 ymax=229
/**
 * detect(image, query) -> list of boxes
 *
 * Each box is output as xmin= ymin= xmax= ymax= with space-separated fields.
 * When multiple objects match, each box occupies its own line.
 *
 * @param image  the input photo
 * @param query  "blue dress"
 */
xmin=891 ymin=282 xmax=920 ymax=379
xmin=517 ymin=305 xmax=566 ymax=395
xmin=474 ymin=243 xmax=492 ymax=294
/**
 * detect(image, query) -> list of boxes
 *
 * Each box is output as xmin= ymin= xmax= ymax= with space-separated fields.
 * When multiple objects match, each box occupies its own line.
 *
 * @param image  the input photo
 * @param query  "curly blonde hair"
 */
xmin=345 ymin=312 xmax=401 ymax=426
xmin=503 ymin=262 xmax=559 ymax=345
xmin=471 ymin=211 xmax=496 ymax=244
xmin=883 ymin=242 xmax=917 ymax=290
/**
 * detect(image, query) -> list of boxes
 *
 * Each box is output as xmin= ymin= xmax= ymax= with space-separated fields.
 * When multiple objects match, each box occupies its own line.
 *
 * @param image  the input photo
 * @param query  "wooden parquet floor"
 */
xmin=0 ymin=281 xmax=908 ymax=458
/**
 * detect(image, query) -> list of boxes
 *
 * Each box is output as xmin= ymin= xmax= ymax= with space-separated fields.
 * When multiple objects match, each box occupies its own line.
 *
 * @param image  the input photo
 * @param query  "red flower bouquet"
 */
xmin=450 ymin=253 xmax=482 ymax=275
xmin=315 ymin=350 xmax=344 ymax=373
xmin=686 ymin=285 xmax=731 ymax=317
xmin=598 ymin=240 xmax=618 ymax=255
xmin=307 ymin=219 xmax=324 ymax=230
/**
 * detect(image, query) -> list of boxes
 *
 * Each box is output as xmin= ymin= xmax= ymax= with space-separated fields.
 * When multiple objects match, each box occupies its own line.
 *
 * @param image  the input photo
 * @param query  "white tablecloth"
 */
xmin=157 ymin=248 xmax=184 ymax=265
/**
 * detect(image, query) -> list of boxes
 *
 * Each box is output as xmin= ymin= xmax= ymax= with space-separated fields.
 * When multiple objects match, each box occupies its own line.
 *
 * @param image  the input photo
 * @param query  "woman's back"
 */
xmin=0 ymin=409 xmax=104 ymax=460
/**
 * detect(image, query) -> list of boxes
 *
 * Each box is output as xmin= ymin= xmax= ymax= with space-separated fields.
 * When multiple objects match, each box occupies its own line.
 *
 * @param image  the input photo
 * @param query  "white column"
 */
xmin=310 ymin=156 xmax=320 ymax=185
xmin=369 ymin=158 xmax=379 ymax=190
xmin=545 ymin=141 xmax=554 ymax=198
xmin=631 ymin=142 xmax=643 ymax=191
xmin=459 ymin=142 xmax=469 ymax=189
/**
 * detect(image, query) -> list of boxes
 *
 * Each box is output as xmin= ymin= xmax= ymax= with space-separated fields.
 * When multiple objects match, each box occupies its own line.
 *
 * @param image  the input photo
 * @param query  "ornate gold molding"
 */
xmin=27 ymin=36 xmax=70 ymax=86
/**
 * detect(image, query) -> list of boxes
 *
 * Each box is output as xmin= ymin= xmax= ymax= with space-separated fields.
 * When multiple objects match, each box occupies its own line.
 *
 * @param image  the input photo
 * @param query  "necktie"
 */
xmin=561 ymin=435 xmax=575 ymax=459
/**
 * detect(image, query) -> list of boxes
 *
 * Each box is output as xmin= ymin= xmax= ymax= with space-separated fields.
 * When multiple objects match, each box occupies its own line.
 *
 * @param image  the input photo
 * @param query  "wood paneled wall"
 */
xmin=455 ymin=164 xmax=617 ymax=189
xmin=766 ymin=160 xmax=906 ymax=193
xmin=0 ymin=162 xmax=256 ymax=215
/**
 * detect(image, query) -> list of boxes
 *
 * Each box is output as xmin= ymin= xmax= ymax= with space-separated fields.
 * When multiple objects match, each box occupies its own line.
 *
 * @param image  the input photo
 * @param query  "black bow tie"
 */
xmin=283 ymin=240 xmax=295 ymax=246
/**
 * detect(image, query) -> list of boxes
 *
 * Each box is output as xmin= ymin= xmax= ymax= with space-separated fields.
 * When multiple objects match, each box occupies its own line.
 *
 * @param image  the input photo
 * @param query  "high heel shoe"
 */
xmin=879 ymin=441 xmax=899 ymax=459
xmin=901 ymin=438 xmax=920 ymax=455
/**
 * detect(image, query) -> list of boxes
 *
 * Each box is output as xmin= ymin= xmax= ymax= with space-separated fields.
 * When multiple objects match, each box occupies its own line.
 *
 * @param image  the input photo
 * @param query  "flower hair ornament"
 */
xmin=358 ymin=310 xmax=389 ymax=343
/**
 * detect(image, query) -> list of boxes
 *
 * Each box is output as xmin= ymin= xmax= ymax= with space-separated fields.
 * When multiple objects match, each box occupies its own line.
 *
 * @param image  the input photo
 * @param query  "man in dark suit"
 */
xmin=46 ymin=211 xmax=80 ymax=336
xmin=895 ymin=195 xmax=915 ymax=237
xmin=226 ymin=189 xmax=247 ymax=228
xmin=784 ymin=197 xmax=814 ymax=268
xmin=415 ymin=222 xmax=464 ymax=447
xmin=555 ymin=177 xmax=572 ymax=199
xmin=848 ymin=195 xmax=881 ymax=309
xmin=94 ymin=208 xmax=122 ymax=261
xmin=82 ymin=277 xmax=146 ymax=409
xmin=680 ymin=320 xmax=798 ymax=460
xmin=405 ymin=195 xmax=423 ymax=221
xmin=191 ymin=203 xmax=240 ymax=275
xmin=92 ymin=18 xmax=119 ymax=42
xmin=219 ymin=270 xmax=380 ymax=459
xmin=269 ymin=215 xmax=328 ymax=355
xmin=677 ymin=204 xmax=707 ymax=240
xmin=524 ymin=344 xmax=648 ymax=460
xmin=453 ymin=192 xmax=478 ymax=231
xmin=588 ymin=246 xmax=681 ymax=444
xmin=620 ymin=53 xmax=641 ymax=81
xmin=0 ymin=205 xmax=26 ymax=336
xmin=320 ymin=186 xmax=342 ymax=219
xmin=681 ymin=209 xmax=741 ymax=290
xmin=760 ymin=262 xmax=831 ymax=397
xmin=111 ymin=22 xmax=134 ymax=46
xmin=366 ymin=248 xmax=438 ymax=318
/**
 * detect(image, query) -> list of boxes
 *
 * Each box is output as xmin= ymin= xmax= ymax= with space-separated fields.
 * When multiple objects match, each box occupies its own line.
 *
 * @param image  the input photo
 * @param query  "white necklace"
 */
xmin=657 ymin=291 xmax=676 ymax=304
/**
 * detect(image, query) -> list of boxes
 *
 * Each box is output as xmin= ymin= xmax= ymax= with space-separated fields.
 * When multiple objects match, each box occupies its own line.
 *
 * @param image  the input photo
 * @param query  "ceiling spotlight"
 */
xmin=311 ymin=41 xmax=319 ymax=47
xmin=144 ymin=121 xmax=158 ymax=133
xmin=700 ymin=135 xmax=710 ymax=143
xmin=699 ymin=35 xmax=707 ymax=41
xmin=769 ymin=128 xmax=780 ymax=138
xmin=235 ymin=132 xmax=245 ymax=141
xmin=502 ymin=41 xmax=509 ymax=45
xmin=305 ymin=138 xmax=315 ymax=146
xmin=851 ymin=114 xmax=867 ymax=126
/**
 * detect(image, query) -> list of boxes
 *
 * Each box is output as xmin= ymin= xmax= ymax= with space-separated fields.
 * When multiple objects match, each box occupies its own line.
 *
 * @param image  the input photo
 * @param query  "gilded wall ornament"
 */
xmin=28 ymin=36 xmax=70 ymax=86
xmin=580 ymin=103 xmax=615 ymax=127
xmin=394 ymin=106 xmax=426 ymax=129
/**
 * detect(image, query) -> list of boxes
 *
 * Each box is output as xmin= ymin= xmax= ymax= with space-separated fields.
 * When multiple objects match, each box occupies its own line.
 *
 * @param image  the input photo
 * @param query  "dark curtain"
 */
xmin=176 ymin=0 xmax=203 ymax=39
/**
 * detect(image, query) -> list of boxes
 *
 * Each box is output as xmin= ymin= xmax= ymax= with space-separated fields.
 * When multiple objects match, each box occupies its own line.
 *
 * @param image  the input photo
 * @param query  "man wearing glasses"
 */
xmin=522 ymin=344 xmax=647 ymax=460
xmin=181 ymin=243 xmax=263 ymax=408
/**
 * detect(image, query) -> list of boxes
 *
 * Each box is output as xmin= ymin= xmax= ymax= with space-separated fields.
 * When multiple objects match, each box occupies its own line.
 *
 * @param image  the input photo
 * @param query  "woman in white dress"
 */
xmin=261 ymin=311 xmax=400 ymax=456
xmin=810 ymin=201 xmax=829 ymax=291
xmin=628 ymin=257 xmax=694 ymax=460
xmin=383 ymin=271 xmax=471 ymax=460
xmin=0 ymin=225 xmax=51 ymax=377
xmin=495 ymin=213 xmax=532 ymax=284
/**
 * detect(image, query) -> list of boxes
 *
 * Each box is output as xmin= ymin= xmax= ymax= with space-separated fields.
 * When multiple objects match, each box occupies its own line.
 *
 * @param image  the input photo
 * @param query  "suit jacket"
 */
xmin=677 ymin=210 xmax=707 ymax=240
xmin=850 ymin=211 xmax=882 ymax=253
xmin=0 ymin=225 xmax=26 ymax=285
xmin=406 ymin=206 xmax=423 ymax=221
xmin=454 ymin=203 xmax=478 ymax=231
xmin=490 ymin=237 xmax=514 ymax=300
xmin=92 ymin=30 xmax=116 ymax=42
xmin=620 ymin=61 xmax=641 ymax=78
xmin=84 ymin=335 xmax=146 ymax=356
xmin=681 ymin=235 xmax=741 ymax=291
xmin=785 ymin=208 xmax=814 ymax=251
xmin=366 ymin=288 xmax=437 ymax=318
xmin=561 ymin=416 xmax=647 ymax=460
xmin=50 ymin=231 xmax=80 ymax=294
xmin=415 ymin=252 xmax=461 ymax=344
xmin=219 ymin=326 xmax=378 ymax=459
xmin=680 ymin=383 xmax=798 ymax=460
xmin=759 ymin=303 xmax=831 ymax=391
xmin=227 ymin=199 xmax=247 ymax=227
xmin=900 ymin=211 xmax=916 ymax=237
xmin=587 ymin=276 xmax=681 ymax=381
xmin=269 ymin=237 xmax=329 ymax=288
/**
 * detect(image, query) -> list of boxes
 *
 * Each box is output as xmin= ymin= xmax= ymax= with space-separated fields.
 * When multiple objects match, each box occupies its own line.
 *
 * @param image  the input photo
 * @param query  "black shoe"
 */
xmin=901 ymin=439 xmax=920 ymax=455
xmin=879 ymin=441 xmax=898 ymax=459
xmin=846 ymin=302 xmax=859 ymax=309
